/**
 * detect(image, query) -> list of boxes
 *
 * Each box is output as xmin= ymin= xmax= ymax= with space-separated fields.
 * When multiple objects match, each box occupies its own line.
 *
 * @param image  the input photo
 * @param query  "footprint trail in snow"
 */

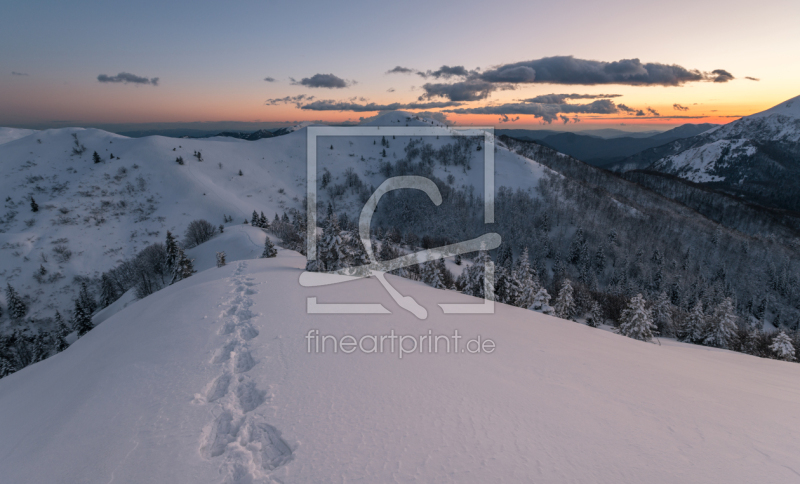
xmin=199 ymin=262 xmax=292 ymax=483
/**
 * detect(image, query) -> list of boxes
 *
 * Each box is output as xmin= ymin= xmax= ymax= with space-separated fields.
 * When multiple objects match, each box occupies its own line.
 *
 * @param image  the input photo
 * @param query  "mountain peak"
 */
xmin=748 ymin=94 xmax=800 ymax=119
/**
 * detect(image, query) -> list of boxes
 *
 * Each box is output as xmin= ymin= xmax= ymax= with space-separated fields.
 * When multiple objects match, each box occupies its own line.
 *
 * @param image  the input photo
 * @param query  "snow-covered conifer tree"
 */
xmin=703 ymin=297 xmax=738 ymax=349
xmin=262 ymin=237 xmax=277 ymax=258
xmin=54 ymin=311 xmax=70 ymax=352
xmin=618 ymin=293 xmax=655 ymax=342
xmin=554 ymin=279 xmax=576 ymax=320
xmin=530 ymin=288 xmax=553 ymax=315
xmin=318 ymin=215 xmax=344 ymax=272
xmin=685 ymin=300 xmax=707 ymax=343
xmin=174 ymin=250 xmax=195 ymax=282
xmin=770 ymin=331 xmax=796 ymax=361
xmin=78 ymin=282 xmax=97 ymax=316
xmin=651 ymin=291 xmax=673 ymax=335
xmin=586 ymin=300 xmax=603 ymax=327
xmin=216 ymin=251 xmax=226 ymax=268
xmin=72 ymin=298 xmax=92 ymax=337
xmin=6 ymin=284 xmax=27 ymax=320
xmin=251 ymin=211 xmax=260 ymax=227
xmin=513 ymin=247 xmax=537 ymax=309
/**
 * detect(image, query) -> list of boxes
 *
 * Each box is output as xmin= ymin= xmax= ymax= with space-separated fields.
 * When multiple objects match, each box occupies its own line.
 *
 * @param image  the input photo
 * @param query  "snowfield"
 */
xmin=1 ymin=245 xmax=799 ymax=484
xmin=0 ymin=112 xmax=549 ymax=325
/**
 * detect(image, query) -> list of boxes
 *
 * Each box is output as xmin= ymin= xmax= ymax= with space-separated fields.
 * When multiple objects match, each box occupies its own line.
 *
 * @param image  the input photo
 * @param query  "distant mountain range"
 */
xmin=498 ymin=124 xmax=718 ymax=167
xmin=613 ymin=95 xmax=800 ymax=213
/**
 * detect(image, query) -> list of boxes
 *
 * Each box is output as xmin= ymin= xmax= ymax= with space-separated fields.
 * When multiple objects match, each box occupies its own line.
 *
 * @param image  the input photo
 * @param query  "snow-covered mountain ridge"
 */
xmin=0 ymin=112 xmax=550 ymax=325
xmin=1 ymin=251 xmax=799 ymax=483
xmin=620 ymin=95 xmax=800 ymax=212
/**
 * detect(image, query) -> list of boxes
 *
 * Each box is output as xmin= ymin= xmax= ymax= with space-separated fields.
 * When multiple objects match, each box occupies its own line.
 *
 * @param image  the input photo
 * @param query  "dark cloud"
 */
xmin=646 ymin=107 xmax=660 ymax=116
xmin=616 ymin=104 xmax=637 ymax=113
xmin=386 ymin=87 xmax=395 ymax=92
xmin=673 ymin=103 xmax=689 ymax=111
xmin=418 ymin=65 xmax=471 ymax=79
xmin=265 ymin=94 xmax=315 ymax=107
xmin=419 ymin=79 xmax=507 ymax=102
xmin=498 ymin=114 xmax=521 ymax=124
xmin=444 ymin=99 xmax=619 ymax=123
xmin=479 ymin=56 xmax=708 ymax=86
xmin=711 ymin=69 xmax=734 ymax=83
xmin=263 ymin=77 xmax=276 ymax=82
xmin=522 ymin=93 xmax=622 ymax=104
xmin=97 ymin=72 xmax=159 ymax=86
xmin=419 ymin=56 xmax=725 ymax=101
xmin=11 ymin=71 xmax=28 ymax=76
xmin=300 ymin=100 xmax=462 ymax=112
xmin=292 ymin=73 xmax=351 ymax=89
xmin=745 ymin=76 xmax=760 ymax=81
xmin=386 ymin=66 xmax=415 ymax=74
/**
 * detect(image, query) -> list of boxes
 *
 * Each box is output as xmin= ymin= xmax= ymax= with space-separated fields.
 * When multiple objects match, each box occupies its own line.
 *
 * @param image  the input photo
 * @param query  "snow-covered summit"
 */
xmin=747 ymin=94 xmax=800 ymax=120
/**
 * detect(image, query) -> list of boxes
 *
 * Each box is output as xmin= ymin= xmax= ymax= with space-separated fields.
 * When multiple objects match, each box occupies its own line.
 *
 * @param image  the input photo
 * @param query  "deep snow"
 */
xmin=1 ymin=246 xmax=799 ymax=483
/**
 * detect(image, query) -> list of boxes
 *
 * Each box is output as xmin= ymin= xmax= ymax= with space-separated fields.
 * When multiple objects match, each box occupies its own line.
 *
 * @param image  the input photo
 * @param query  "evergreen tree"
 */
xmin=5 ymin=284 xmax=27 ymax=319
xmin=54 ymin=311 xmax=70 ymax=352
xmin=554 ymin=279 xmax=576 ymax=320
xmin=703 ymin=297 xmax=738 ymax=349
xmin=31 ymin=333 xmax=48 ymax=363
xmin=0 ymin=356 xmax=14 ymax=378
xmin=251 ymin=210 xmax=260 ymax=227
xmin=454 ymin=253 xmax=462 ymax=265
xmin=651 ymin=291 xmax=673 ymax=336
xmin=460 ymin=250 xmax=493 ymax=299
xmin=513 ymin=247 xmax=537 ymax=309
xmin=594 ymin=244 xmax=606 ymax=275
xmin=216 ymin=251 xmax=226 ymax=268
xmin=175 ymin=251 xmax=195 ymax=281
xmin=92 ymin=151 xmax=102 ymax=164
xmin=317 ymin=215 xmax=345 ymax=272
xmin=618 ymin=294 xmax=656 ymax=342
xmin=493 ymin=267 xmax=511 ymax=304
xmin=259 ymin=211 xmax=268 ymax=229
xmin=165 ymin=231 xmax=180 ymax=270
xmin=78 ymin=282 xmax=97 ymax=316
xmin=530 ymin=288 xmax=553 ymax=314
xmin=496 ymin=245 xmax=513 ymax=272
xmin=72 ymin=298 xmax=93 ymax=337
xmin=261 ymin=237 xmax=277 ymax=258
xmin=343 ymin=228 xmax=370 ymax=276
xmin=378 ymin=237 xmax=396 ymax=263
xmin=30 ymin=197 xmax=38 ymax=213
xmin=682 ymin=300 xmax=707 ymax=343
xmin=770 ymin=331 xmax=796 ymax=361
xmin=586 ymin=300 xmax=603 ymax=327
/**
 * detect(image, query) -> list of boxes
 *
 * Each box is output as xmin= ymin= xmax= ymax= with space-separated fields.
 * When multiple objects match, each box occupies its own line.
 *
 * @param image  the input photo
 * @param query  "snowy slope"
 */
xmin=1 ymin=253 xmax=799 ymax=483
xmin=0 ymin=113 xmax=549 ymax=326
xmin=0 ymin=127 xmax=37 ymax=145
xmin=646 ymin=95 xmax=800 ymax=185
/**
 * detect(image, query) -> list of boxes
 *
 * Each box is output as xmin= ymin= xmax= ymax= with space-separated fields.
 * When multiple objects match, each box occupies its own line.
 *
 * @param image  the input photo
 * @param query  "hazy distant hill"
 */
xmin=529 ymin=124 xmax=718 ymax=166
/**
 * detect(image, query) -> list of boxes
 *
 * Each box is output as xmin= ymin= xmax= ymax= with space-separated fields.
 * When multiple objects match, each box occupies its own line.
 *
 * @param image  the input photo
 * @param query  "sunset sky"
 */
xmin=2 ymin=0 xmax=799 ymax=131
